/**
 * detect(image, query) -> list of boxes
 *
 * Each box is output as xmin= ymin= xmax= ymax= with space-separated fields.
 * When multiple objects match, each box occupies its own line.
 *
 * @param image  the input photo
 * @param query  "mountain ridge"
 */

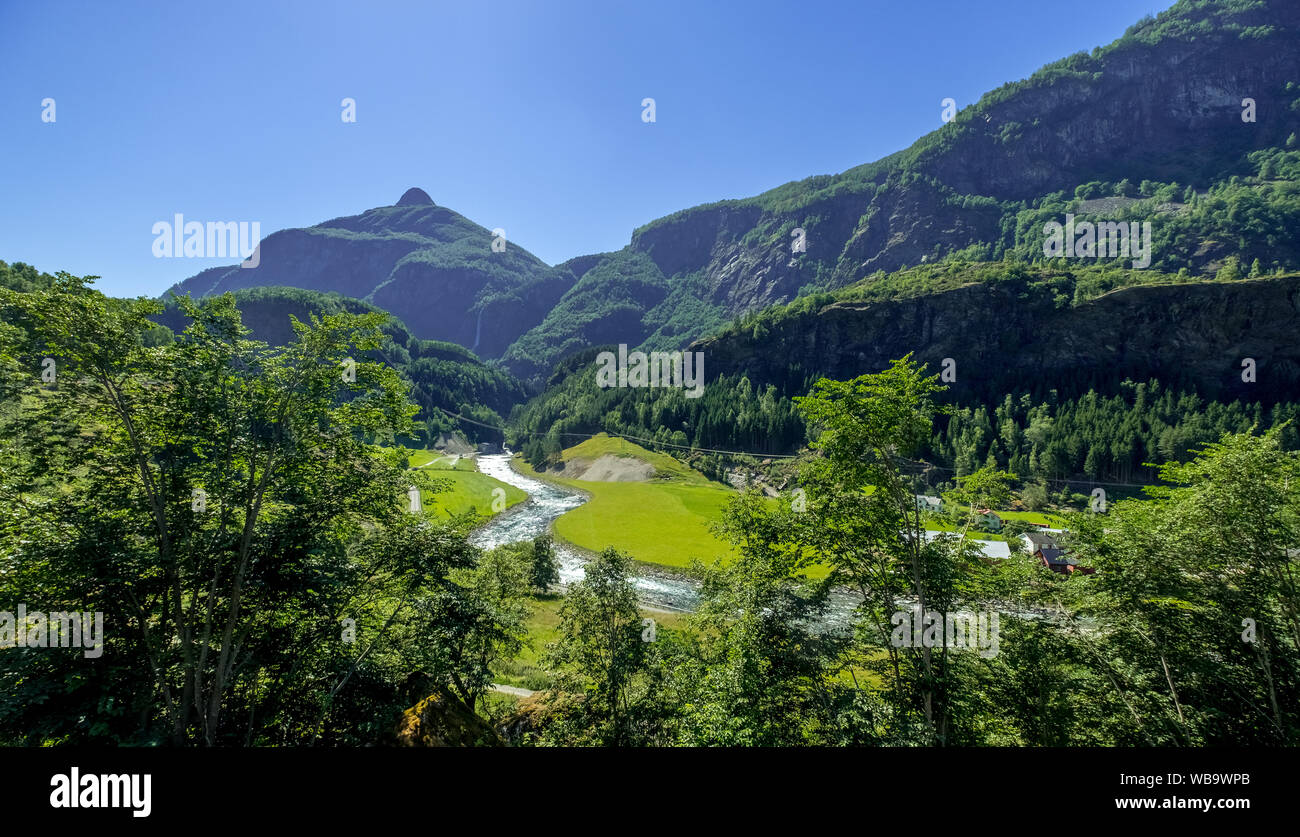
xmin=167 ymin=193 xmax=574 ymax=359
xmin=167 ymin=0 xmax=1300 ymax=389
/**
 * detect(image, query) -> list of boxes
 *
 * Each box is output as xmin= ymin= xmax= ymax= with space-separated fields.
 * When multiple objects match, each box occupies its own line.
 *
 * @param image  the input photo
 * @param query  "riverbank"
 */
xmin=471 ymin=453 xmax=706 ymax=611
xmin=509 ymin=442 xmax=747 ymax=573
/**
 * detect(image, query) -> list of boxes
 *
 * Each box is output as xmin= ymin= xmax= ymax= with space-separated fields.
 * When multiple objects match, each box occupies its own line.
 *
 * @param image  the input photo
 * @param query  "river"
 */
xmin=468 ymin=453 xmax=1053 ymax=627
xmin=469 ymin=454 xmax=705 ymax=612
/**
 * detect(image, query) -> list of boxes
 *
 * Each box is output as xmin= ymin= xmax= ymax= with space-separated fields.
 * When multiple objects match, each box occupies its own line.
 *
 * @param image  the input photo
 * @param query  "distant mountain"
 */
xmin=167 ymin=0 xmax=1300 ymax=389
xmin=502 ymin=0 xmax=1300 ymax=381
xmin=167 ymin=189 xmax=576 ymax=360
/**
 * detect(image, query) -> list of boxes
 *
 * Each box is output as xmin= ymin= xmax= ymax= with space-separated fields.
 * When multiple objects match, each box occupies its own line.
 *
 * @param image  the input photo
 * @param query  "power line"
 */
xmin=431 ymin=405 xmax=801 ymax=458
xmin=557 ymin=431 xmax=800 ymax=459
xmin=891 ymin=455 xmax=1157 ymax=489
xmin=433 ymin=406 xmax=1162 ymax=487
xmin=378 ymin=348 xmax=1159 ymax=488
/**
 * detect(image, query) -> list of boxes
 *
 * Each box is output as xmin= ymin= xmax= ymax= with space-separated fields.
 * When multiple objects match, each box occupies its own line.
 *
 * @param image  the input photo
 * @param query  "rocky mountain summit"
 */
xmin=167 ymin=189 xmax=576 ymax=358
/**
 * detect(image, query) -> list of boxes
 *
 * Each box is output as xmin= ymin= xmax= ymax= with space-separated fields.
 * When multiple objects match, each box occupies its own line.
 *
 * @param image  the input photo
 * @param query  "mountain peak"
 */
xmin=396 ymin=187 xmax=434 ymax=207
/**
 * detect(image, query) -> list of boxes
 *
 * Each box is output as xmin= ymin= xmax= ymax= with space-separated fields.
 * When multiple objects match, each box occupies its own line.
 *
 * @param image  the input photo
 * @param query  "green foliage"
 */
xmin=529 ymin=535 xmax=560 ymax=593
xmin=159 ymin=286 xmax=527 ymax=444
xmin=673 ymin=490 xmax=848 ymax=745
xmin=6 ymin=277 xmax=1299 ymax=746
xmin=1064 ymin=428 xmax=1300 ymax=744
xmin=440 ymin=542 xmax=535 ymax=712
xmin=541 ymin=547 xmax=650 ymax=746
xmin=0 ymin=274 xmax=496 ymax=745
xmin=937 ymin=383 xmax=1300 ymax=484
xmin=0 ymin=260 xmax=60 ymax=293
xmin=1002 ymin=150 xmax=1300 ymax=274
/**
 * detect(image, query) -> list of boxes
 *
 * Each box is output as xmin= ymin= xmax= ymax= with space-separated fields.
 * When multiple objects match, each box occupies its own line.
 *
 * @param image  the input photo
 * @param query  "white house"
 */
xmin=915 ymin=494 xmax=944 ymax=513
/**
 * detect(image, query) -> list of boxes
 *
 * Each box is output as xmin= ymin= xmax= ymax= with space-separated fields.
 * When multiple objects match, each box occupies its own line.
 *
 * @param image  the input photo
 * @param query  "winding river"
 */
xmin=469 ymin=453 xmax=874 ymax=622
xmin=469 ymin=454 xmax=705 ymax=612
xmin=468 ymin=453 xmax=1055 ymax=629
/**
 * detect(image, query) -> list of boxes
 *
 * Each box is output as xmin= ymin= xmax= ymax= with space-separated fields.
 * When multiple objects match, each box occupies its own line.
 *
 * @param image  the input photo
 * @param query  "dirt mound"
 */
xmin=560 ymin=454 xmax=655 ymax=482
xmin=432 ymin=432 xmax=475 ymax=455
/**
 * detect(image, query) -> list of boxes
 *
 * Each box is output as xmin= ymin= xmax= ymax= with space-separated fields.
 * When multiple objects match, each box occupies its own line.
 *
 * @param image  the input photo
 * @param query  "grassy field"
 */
xmin=516 ymin=435 xmax=1066 ymax=577
xmin=924 ymin=508 xmax=1070 ymax=547
xmin=515 ymin=435 xmax=742 ymax=571
xmin=491 ymin=594 xmax=564 ymax=690
xmin=999 ymin=509 xmax=1070 ymax=527
xmin=556 ymin=481 xmax=745 ymax=569
xmin=408 ymin=449 xmax=475 ymax=470
xmin=548 ymin=434 xmax=708 ymax=481
xmin=516 ymin=436 xmax=843 ymax=579
xmin=923 ymin=519 xmax=1011 ymax=542
xmin=404 ymin=449 xmax=528 ymax=520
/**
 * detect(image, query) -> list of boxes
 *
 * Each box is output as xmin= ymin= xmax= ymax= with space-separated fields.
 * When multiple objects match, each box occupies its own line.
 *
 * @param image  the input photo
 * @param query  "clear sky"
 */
xmin=0 ymin=0 xmax=1175 ymax=298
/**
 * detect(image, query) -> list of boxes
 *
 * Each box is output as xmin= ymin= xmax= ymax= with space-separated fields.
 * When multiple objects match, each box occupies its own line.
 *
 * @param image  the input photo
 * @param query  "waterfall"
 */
xmin=471 ymin=307 xmax=484 ymax=353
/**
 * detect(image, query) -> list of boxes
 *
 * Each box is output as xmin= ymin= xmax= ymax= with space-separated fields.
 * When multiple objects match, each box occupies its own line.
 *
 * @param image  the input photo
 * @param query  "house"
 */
xmin=974 ymin=508 xmax=1003 ymax=532
xmin=1036 ymin=547 xmax=1096 ymax=576
xmin=1022 ymin=530 xmax=1062 ymax=553
xmin=915 ymin=494 xmax=944 ymax=514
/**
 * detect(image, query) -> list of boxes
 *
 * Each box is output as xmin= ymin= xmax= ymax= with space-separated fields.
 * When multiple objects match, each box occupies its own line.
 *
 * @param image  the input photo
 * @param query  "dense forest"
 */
xmin=937 ymin=382 xmax=1300 ymax=484
xmin=4 ymin=278 xmax=1297 ymax=745
xmin=510 ymin=338 xmax=1300 ymax=490
xmin=511 ymin=347 xmax=806 ymax=466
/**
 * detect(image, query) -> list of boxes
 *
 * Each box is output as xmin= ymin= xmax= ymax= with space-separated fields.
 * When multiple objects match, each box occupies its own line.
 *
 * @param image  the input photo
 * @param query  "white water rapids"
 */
xmin=468 ymin=454 xmax=704 ymax=611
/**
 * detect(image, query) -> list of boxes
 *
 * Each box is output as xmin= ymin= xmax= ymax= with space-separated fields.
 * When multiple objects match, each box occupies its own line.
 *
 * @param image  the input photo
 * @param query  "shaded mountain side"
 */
xmin=500 ymin=250 xmax=667 ymax=380
xmin=500 ymin=0 xmax=1300 ymax=383
xmin=506 ymin=263 xmax=1300 ymax=487
xmin=693 ymin=272 xmax=1300 ymax=406
xmin=168 ymin=191 xmax=572 ymax=359
xmin=470 ymin=255 xmax=598 ymax=366
xmin=155 ymin=286 xmax=528 ymax=440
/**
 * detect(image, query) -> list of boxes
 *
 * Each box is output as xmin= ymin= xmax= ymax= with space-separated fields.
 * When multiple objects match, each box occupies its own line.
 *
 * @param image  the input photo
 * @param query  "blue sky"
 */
xmin=0 ymin=0 xmax=1175 ymax=298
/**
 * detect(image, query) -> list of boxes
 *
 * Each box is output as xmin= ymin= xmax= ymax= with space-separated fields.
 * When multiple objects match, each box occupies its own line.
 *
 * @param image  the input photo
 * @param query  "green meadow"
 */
xmin=514 ymin=435 xmax=742 ymax=571
xmin=405 ymin=449 xmax=527 ymax=520
xmin=998 ymin=509 xmax=1070 ymax=527
xmin=515 ymin=435 xmax=1042 ymax=578
xmin=514 ymin=435 xmax=841 ymax=578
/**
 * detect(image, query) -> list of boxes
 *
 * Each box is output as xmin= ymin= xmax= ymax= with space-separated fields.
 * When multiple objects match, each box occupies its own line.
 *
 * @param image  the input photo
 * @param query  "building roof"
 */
xmin=1038 ymin=547 xmax=1075 ymax=565
xmin=975 ymin=539 xmax=1011 ymax=559
xmin=917 ymin=529 xmax=1012 ymax=560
